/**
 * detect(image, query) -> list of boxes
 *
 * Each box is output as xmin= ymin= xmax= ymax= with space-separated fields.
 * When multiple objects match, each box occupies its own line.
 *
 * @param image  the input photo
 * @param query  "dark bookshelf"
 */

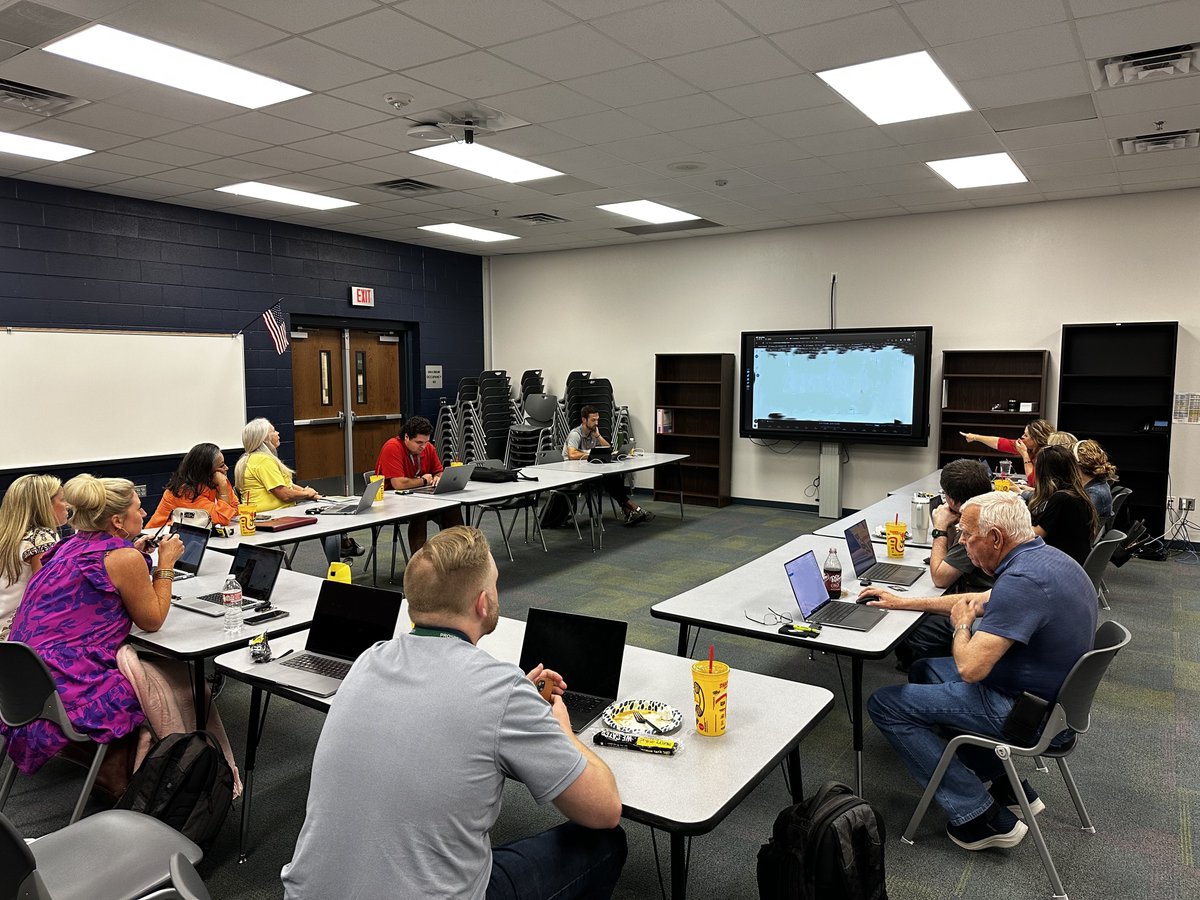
xmin=654 ymin=354 xmax=734 ymax=507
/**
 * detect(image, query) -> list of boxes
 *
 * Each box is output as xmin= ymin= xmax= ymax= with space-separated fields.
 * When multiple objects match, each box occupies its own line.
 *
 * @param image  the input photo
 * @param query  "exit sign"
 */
xmin=350 ymin=286 xmax=375 ymax=308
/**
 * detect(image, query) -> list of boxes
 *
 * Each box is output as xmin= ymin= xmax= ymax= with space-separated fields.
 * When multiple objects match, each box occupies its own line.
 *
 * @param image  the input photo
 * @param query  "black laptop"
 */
xmin=519 ymin=608 xmax=627 ymax=732
xmin=844 ymin=519 xmax=924 ymax=586
xmin=172 ymin=544 xmax=285 ymax=616
xmin=167 ymin=521 xmax=210 ymax=580
xmin=784 ymin=549 xmax=885 ymax=632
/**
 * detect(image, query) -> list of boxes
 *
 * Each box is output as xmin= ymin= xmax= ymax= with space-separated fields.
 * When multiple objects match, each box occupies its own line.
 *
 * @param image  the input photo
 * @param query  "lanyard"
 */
xmin=410 ymin=625 xmax=471 ymax=643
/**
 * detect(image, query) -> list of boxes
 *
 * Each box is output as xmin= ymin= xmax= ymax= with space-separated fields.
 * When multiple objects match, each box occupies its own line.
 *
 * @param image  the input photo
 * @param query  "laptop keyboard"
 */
xmin=814 ymin=602 xmax=856 ymax=625
xmin=281 ymin=653 xmax=351 ymax=680
xmin=869 ymin=563 xmax=912 ymax=581
xmin=563 ymin=691 xmax=607 ymax=720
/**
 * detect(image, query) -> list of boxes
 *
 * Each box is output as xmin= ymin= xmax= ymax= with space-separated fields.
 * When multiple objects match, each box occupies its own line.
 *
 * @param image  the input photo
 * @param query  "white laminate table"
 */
xmin=886 ymin=469 xmax=943 ymax=496
xmin=215 ymin=614 xmax=832 ymax=898
xmin=812 ymin=489 xmax=938 ymax=550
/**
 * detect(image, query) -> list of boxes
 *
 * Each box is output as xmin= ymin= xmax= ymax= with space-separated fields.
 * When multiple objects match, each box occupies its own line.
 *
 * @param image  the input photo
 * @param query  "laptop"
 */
xmin=256 ymin=581 xmax=404 ymax=697
xmin=167 ymin=522 xmax=209 ymax=580
xmin=172 ymin=544 xmax=285 ymax=616
xmin=315 ymin=479 xmax=382 ymax=515
xmin=784 ymin=550 xmax=886 ymax=632
xmin=409 ymin=463 xmax=476 ymax=494
xmin=843 ymin=519 xmax=925 ymax=586
xmin=587 ymin=445 xmax=613 ymax=463
xmin=519 ymin=608 xmax=627 ymax=732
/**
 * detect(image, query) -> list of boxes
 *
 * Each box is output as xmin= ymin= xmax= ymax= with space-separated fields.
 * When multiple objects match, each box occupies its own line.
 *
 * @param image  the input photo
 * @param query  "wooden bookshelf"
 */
xmin=653 ymin=353 xmax=734 ymax=507
xmin=938 ymin=350 xmax=1050 ymax=468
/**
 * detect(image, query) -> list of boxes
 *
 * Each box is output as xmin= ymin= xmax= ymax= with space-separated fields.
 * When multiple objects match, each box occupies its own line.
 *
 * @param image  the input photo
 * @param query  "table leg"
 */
xmin=370 ymin=523 xmax=381 ymax=585
xmin=674 ymin=624 xmax=690 ymax=657
xmin=675 ymin=460 xmax=684 ymax=520
xmin=670 ymin=832 xmax=687 ymax=900
xmin=192 ymin=659 xmax=207 ymax=731
xmin=785 ymin=745 xmax=804 ymax=803
xmin=852 ymin=657 xmax=864 ymax=797
xmin=237 ymin=687 xmax=269 ymax=864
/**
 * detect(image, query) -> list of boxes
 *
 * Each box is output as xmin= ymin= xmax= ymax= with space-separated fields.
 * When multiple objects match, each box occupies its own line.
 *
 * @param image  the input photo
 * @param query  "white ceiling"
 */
xmin=1 ymin=0 xmax=1198 ymax=256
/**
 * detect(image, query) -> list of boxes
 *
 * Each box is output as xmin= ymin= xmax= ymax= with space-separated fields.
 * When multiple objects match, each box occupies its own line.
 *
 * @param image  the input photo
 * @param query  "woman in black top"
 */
xmin=1027 ymin=445 xmax=1099 ymax=565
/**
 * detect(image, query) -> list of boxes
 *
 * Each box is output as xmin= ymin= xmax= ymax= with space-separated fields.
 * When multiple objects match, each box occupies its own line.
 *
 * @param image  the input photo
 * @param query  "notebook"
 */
xmin=409 ymin=463 xmax=475 ymax=494
xmin=168 ymin=522 xmax=209 ymax=579
xmin=255 ymin=515 xmax=318 ymax=532
xmin=314 ymin=480 xmax=381 ymax=516
xmin=518 ymin=608 xmax=627 ymax=732
xmin=784 ymin=549 xmax=885 ymax=632
xmin=843 ymin=519 xmax=925 ymax=586
xmin=172 ymin=544 xmax=285 ymax=616
xmin=255 ymin=581 xmax=403 ymax=697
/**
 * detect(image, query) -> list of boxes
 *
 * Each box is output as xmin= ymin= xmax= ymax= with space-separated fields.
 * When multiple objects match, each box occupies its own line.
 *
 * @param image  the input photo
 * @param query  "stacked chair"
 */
xmin=475 ymin=371 xmax=514 ymax=463
xmin=505 ymin=393 xmax=557 ymax=469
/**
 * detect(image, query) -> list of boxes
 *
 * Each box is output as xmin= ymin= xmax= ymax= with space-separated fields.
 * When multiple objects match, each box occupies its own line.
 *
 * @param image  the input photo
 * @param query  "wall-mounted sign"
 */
xmin=425 ymin=365 xmax=443 ymax=390
xmin=350 ymin=286 xmax=375 ymax=308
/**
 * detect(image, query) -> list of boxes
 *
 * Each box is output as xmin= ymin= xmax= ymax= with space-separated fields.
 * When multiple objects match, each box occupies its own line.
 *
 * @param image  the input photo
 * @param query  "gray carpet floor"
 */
xmin=6 ymin=499 xmax=1197 ymax=899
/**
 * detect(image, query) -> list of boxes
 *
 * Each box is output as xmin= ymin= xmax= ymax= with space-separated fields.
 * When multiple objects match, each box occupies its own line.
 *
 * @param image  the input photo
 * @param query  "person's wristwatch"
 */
xmin=931 ymin=528 xmax=949 ymax=539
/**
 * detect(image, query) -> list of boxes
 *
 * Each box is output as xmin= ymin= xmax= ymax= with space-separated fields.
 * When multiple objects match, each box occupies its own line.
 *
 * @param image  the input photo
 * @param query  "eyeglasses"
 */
xmin=744 ymin=607 xmax=793 ymax=626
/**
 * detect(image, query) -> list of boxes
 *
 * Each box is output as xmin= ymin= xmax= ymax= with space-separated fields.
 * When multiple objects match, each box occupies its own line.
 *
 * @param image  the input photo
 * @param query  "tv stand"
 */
xmin=819 ymin=441 xmax=843 ymax=518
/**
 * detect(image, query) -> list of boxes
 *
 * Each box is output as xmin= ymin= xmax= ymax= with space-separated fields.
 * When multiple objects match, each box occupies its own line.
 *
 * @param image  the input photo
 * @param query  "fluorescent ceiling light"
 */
xmin=597 ymin=200 xmax=700 ymax=224
xmin=925 ymin=152 xmax=1028 ymax=189
xmin=0 ymin=131 xmax=92 ymax=162
xmin=410 ymin=142 xmax=561 ymax=183
xmin=418 ymin=223 xmax=518 ymax=243
xmin=44 ymin=24 xmax=308 ymax=109
xmin=215 ymin=182 xmax=356 ymax=210
xmin=816 ymin=51 xmax=970 ymax=125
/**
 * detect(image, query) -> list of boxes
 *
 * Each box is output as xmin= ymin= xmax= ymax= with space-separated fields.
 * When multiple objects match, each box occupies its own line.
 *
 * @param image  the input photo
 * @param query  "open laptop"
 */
xmin=784 ymin=549 xmax=886 ymax=632
xmin=256 ymin=581 xmax=404 ymax=697
xmin=167 ymin=522 xmax=209 ymax=580
xmin=315 ymin=479 xmax=382 ymax=515
xmin=519 ymin=608 xmax=627 ymax=732
xmin=409 ymin=463 xmax=475 ymax=494
xmin=843 ymin=519 xmax=925 ymax=586
xmin=587 ymin=445 xmax=613 ymax=463
xmin=172 ymin=544 xmax=285 ymax=616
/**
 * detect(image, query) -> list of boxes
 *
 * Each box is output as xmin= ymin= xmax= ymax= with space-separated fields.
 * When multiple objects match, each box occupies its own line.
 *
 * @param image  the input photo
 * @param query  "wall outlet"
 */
xmin=1167 ymin=496 xmax=1175 ymax=510
xmin=133 ymin=484 xmax=147 ymax=498
xmin=1183 ymin=497 xmax=1196 ymax=512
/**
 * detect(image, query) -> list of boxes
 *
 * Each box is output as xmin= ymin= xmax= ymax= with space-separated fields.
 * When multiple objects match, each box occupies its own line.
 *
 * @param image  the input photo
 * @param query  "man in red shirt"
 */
xmin=376 ymin=416 xmax=464 ymax=552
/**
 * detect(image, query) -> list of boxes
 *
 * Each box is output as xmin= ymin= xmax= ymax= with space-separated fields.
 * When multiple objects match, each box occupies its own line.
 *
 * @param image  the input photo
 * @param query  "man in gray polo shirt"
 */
xmin=282 ymin=527 xmax=626 ymax=899
xmin=565 ymin=404 xmax=651 ymax=526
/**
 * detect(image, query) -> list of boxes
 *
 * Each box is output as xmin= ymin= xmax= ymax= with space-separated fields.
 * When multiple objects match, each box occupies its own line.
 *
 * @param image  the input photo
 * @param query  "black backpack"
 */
xmin=539 ymin=492 xmax=573 ymax=528
xmin=757 ymin=781 xmax=888 ymax=900
xmin=116 ymin=731 xmax=234 ymax=848
xmin=470 ymin=465 xmax=535 ymax=484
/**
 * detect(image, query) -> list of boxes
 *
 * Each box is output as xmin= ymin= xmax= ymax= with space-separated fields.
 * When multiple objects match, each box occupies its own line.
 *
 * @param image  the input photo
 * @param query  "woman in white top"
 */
xmin=0 ymin=474 xmax=72 ymax=639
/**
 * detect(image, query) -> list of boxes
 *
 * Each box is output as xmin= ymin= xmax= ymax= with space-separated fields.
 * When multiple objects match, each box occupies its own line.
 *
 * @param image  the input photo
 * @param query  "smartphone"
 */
xmin=244 ymin=609 xmax=290 ymax=626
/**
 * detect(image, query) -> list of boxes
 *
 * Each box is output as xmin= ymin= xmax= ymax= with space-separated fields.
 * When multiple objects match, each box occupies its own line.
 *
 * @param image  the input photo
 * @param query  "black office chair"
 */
xmin=471 ymin=459 xmax=546 ymax=561
xmin=1082 ymin=529 xmax=1125 ymax=609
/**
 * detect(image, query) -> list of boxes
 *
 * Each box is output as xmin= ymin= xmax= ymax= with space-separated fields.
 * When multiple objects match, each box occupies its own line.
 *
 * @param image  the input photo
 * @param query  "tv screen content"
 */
xmin=740 ymin=326 xmax=933 ymax=446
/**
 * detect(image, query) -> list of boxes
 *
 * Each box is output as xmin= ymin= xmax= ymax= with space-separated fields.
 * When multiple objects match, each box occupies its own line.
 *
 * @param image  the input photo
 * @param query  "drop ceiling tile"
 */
xmin=341 ymin=151 xmax=447 ymax=179
xmin=934 ymin=24 xmax=1081 ymax=82
xmin=716 ymin=0 xmax=892 ymax=34
xmin=583 ymin=164 xmax=673 ymax=190
xmin=21 ymin=171 xmax=115 ymax=190
xmin=658 ymin=39 xmax=802 ymax=92
xmin=109 ymin=140 xmax=216 ymax=167
xmin=544 ymin=108 xmax=657 ymax=144
xmin=898 ymin=200 xmax=974 ymax=212
xmin=57 ymin=103 xmax=188 ymax=139
xmin=482 ymin=125 xmax=584 ymax=156
xmin=594 ymin=133 xmax=701 ymax=163
xmin=480 ymin=84 xmax=607 ymax=124
xmin=144 ymin=167 xmax=230 ymax=189
xmin=998 ymin=118 xmax=1108 ymax=150
xmin=232 ymin=38 xmax=387 ymax=93
xmin=759 ymin=104 xmax=872 ymax=139
xmin=1012 ymin=140 xmax=1113 ymax=166
xmin=1066 ymin=0 xmax=1166 ymax=15
xmin=286 ymin=134 xmax=395 ymax=163
xmin=106 ymin=85 xmax=239 ymax=124
xmin=18 ymin=163 xmax=120 ymax=184
xmin=107 ymin=0 xmax=287 ymax=57
xmin=1094 ymin=77 xmax=1200 ymax=118
xmin=772 ymin=8 xmax=926 ymax=71
xmin=207 ymin=113 xmax=325 ymax=145
xmin=960 ymin=63 xmax=1094 ymax=110
xmin=328 ymin=75 xmax=467 ymax=120
xmin=306 ymin=8 xmax=472 ymax=69
xmin=1120 ymin=169 xmax=1200 ymax=187
xmin=902 ymin=133 xmax=1007 ymax=162
xmin=235 ymin=146 xmax=339 ymax=172
xmin=527 ymin=145 xmax=625 ymax=176
xmin=96 ymin=175 xmax=196 ymax=196
xmin=1033 ymin=171 xmax=1121 ymax=190
xmin=745 ymin=157 xmax=840 ymax=183
xmin=1024 ymin=157 xmax=1116 ymax=179
xmin=191 ymin=158 xmax=286 ymax=183
xmin=393 ymin=0 xmax=575 ymax=47
xmin=491 ymin=24 xmax=644 ymax=81
xmin=624 ymin=93 xmax=739 ymax=131
xmin=795 ymin=184 xmax=882 ymax=203
xmin=159 ymin=126 xmax=267 ymax=156
xmin=796 ymin=127 xmax=898 ymax=157
xmin=670 ymin=119 xmax=781 ymax=150
xmin=0 ymin=49 xmax=139 ymax=101
xmin=709 ymin=141 xmax=810 ymax=168
xmin=13 ymin=119 xmax=135 ymax=152
xmin=590 ymin=0 xmax=756 ymax=59
xmin=1102 ymin=103 xmax=1200 ymax=138
xmin=1041 ymin=187 xmax=1118 ymax=200
xmin=1075 ymin=0 xmax=1200 ymax=59
xmin=269 ymin=94 xmax=392 ymax=131
xmin=0 ymin=108 xmax=41 ymax=132
xmin=402 ymin=51 xmax=546 ymax=99
xmin=828 ymin=145 xmax=916 ymax=171
xmin=882 ymin=112 xmax=996 ymax=145
xmin=208 ymin=0 xmax=378 ymax=33
xmin=563 ymin=63 xmax=696 ymax=108
xmin=903 ymin=0 xmax=1068 ymax=46
xmin=773 ymin=171 xmax=862 ymax=193
xmin=826 ymin=196 xmax=905 ymax=213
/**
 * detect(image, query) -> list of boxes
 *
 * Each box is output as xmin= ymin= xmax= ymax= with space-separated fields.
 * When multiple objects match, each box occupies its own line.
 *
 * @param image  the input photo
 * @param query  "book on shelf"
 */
xmin=656 ymin=408 xmax=673 ymax=434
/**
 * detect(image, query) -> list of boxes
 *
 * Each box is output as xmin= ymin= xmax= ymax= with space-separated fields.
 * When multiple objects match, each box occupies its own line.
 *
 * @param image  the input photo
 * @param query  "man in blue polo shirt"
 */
xmin=863 ymin=491 xmax=1097 ymax=851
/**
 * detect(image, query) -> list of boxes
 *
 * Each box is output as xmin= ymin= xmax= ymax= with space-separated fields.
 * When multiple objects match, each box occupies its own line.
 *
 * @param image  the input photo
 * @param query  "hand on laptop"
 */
xmin=526 ymin=663 xmax=566 ymax=697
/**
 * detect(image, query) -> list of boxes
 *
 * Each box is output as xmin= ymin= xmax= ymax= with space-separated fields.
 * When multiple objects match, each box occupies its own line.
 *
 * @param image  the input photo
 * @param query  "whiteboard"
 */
xmin=0 ymin=329 xmax=247 ymax=471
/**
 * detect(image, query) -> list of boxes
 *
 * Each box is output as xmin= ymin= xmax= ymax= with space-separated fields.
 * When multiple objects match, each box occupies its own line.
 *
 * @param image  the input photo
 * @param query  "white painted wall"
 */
xmin=487 ymin=188 xmax=1200 ymax=514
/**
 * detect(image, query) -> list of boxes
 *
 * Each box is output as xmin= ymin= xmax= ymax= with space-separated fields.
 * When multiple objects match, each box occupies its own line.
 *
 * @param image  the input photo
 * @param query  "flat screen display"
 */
xmin=740 ymin=326 xmax=933 ymax=446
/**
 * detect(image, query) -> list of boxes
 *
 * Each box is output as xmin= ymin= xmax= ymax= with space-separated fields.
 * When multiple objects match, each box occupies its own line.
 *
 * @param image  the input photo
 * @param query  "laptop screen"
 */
xmin=843 ymin=520 xmax=879 ymax=578
xmin=519 ymin=608 xmax=627 ymax=699
xmin=230 ymin=544 xmax=285 ymax=602
xmin=306 ymin=581 xmax=404 ymax=661
xmin=784 ymin=550 xmax=832 ymax=619
xmin=169 ymin=522 xmax=209 ymax=574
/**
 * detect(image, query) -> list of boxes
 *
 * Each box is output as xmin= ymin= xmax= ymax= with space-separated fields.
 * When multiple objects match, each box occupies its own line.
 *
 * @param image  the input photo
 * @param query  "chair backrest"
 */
xmin=1056 ymin=620 xmax=1131 ymax=734
xmin=0 ymin=642 xmax=86 ymax=741
xmin=1109 ymin=486 xmax=1131 ymax=518
xmin=1082 ymin=529 xmax=1126 ymax=592
xmin=522 ymin=393 xmax=558 ymax=426
xmin=168 ymin=851 xmax=213 ymax=900
xmin=0 ymin=812 xmax=48 ymax=900
xmin=536 ymin=449 xmax=564 ymax=465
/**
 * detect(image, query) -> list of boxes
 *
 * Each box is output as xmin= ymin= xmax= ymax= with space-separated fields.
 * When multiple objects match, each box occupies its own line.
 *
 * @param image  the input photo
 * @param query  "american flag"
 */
xmin=262 ymin=302 xmax=289 ymax=355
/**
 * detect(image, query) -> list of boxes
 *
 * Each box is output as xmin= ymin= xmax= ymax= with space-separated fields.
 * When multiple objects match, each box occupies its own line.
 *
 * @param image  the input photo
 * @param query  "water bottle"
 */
xmin=221 ymin=574 xmax=243 ymax=634
xmin=822 ymin=548 xmax=842 ymax=599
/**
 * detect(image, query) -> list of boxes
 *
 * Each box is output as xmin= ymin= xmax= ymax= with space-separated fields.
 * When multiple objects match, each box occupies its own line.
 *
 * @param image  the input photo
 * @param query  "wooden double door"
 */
xmin=291 ymin=327 xmax=405 ymax=493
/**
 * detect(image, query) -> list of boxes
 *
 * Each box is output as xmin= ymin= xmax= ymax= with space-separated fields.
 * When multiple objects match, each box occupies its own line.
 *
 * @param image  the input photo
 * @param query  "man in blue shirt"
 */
xmin=864 ymin=491 xmax=1097 ymax=851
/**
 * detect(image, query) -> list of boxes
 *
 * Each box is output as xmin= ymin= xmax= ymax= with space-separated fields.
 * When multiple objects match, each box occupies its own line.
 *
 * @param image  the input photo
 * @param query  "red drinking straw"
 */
xmin=708 ymin=644 xmax=715 ymax=673
xmin=895 ymin=513 xmax=899 ymax=524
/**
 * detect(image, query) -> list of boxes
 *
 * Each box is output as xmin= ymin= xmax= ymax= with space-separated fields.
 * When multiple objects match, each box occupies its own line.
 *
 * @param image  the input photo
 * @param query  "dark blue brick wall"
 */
xmin=0 ymin=176 xmax=483 ymax=500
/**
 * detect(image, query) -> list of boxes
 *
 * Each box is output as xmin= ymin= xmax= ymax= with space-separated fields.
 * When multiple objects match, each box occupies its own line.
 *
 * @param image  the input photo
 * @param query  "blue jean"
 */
xmin=488 ymin=822 xmax=627 ymax=900
xmin=867 ymin=657 xmax=1017 ymax=825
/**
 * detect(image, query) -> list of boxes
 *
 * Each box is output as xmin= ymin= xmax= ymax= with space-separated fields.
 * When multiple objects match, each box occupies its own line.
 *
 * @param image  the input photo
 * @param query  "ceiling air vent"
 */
xmin=512 ymin=213 xmax=568 ymax=225
xmin=0 ymin=78 xmax=88 ymax=116
xmin=372 ymin=178 xmax=448 ymax=196
xmin=1094 ymin=44 xmax=1197 ymax=89
xmin=1114 ymin=129 xmax=1200 ymax=155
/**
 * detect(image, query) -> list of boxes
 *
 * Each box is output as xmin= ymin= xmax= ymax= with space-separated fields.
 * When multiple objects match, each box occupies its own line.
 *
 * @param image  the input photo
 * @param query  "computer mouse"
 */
xmin=858 ymin=578 xmax=872 ymax=586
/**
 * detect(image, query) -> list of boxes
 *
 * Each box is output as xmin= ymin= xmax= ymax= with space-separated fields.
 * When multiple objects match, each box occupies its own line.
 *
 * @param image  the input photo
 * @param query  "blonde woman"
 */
xmin=1074 ymin=439 xmax=1118 ymax=519
xmin=960 ymin=418 xmax=1055 ymax=487
xmin=0 ymin=475 xmax=71 ymax=640
xmin=1044 ymin=431 xmax=1078 ymax=449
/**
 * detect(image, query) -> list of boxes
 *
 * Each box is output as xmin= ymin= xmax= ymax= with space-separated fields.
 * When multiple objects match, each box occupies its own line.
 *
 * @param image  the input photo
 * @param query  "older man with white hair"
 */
xmin=863 ymin=491 xmax=1097 ymax=852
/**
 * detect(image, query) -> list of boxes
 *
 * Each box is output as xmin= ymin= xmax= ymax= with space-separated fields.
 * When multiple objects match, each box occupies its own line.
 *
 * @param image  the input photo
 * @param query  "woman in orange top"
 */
xmin=147 ymin=443 xmax=238 ymax=529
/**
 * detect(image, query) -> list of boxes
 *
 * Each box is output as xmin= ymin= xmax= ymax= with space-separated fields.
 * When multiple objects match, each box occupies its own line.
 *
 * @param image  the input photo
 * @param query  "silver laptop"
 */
xmin=316 ymin=478 xmax=382 ymax=515
xmin=255 ymin=581 xmax=403 ymax=697
xmin=784 ymin=549 xmax=885 ymax=632
xmin=410 ymin=463 xmax=475 ymax=494
xmin=172 ymin=544 xmax=285 ymax=616
xmin=843 ymin=519 xmax=924 ymax=586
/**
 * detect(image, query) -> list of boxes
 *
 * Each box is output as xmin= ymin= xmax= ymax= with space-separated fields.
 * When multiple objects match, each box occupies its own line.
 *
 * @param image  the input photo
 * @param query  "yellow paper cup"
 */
xmin=993 ymin=477 xmax=1013 ymax=493
xmin=238 ymin=504 xmax=257 ymax=536
xmin=885 ymin=521 xmax=907 ymax=558
xmin=374 ymin=478 xmax=385 ymax=502
xmin=692 ymin=660 xmax=729 ymax=737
